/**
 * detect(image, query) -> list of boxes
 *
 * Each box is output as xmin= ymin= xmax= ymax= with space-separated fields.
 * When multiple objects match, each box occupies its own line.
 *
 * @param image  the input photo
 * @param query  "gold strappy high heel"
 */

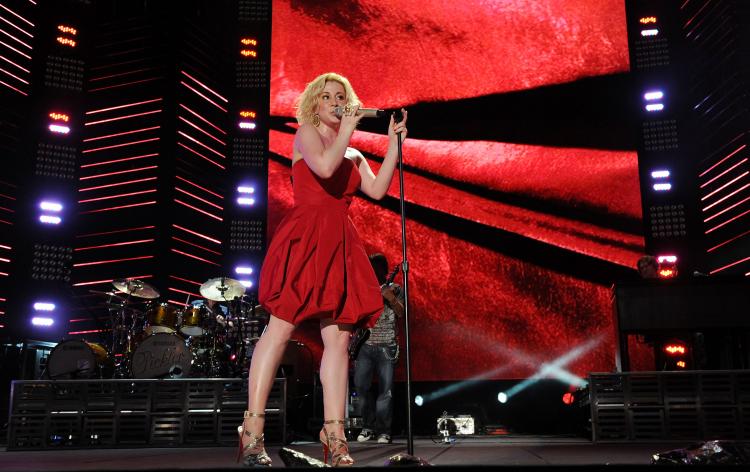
xmin=320 ymin=419 xmax=354 ymax=467
xmin=236 ymin=411 xmax=272 ymax=467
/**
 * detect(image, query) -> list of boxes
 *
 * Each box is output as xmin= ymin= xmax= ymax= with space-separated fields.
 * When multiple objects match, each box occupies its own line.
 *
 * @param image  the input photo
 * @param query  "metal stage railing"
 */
xmin=589 ymin=370 xmax=750 ymax=442
xmin=7 ymin=378 xmax=285 ymax=450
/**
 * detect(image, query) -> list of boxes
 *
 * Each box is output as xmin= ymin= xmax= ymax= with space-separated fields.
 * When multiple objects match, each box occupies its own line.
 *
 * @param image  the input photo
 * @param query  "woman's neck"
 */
xmin=316 ymin=122 xmax=339 ymax=145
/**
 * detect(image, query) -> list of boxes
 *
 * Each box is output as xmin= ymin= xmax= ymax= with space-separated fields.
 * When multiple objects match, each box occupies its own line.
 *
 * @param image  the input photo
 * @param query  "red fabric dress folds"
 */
xmin=259 ymin=158 xmax=383 ymax=327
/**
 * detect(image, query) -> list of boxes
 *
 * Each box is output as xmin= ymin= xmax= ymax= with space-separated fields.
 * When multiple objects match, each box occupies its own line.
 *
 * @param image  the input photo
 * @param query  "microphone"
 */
xmin=333 ymin=106 xmax=386 ymax=118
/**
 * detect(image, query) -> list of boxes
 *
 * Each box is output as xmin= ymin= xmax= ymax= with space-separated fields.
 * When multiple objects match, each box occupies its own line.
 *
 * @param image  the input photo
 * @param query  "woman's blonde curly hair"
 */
xmin=295 ymin=72 xmax=360 ymax=125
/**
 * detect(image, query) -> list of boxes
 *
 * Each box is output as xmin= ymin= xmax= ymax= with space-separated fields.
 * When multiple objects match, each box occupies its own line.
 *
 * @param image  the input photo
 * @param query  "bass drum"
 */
xmin=131 ymin=333 xmax=190 ymax=378
xmin=47 ymin=340 xmax=110 ymax=379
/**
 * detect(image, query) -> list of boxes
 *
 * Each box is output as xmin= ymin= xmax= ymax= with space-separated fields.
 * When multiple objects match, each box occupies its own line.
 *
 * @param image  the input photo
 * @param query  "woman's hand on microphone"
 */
xmin=339 ymin=103 xmax=363 ymax=133
xmin=388 ymin=108 xmax=408 ymax=144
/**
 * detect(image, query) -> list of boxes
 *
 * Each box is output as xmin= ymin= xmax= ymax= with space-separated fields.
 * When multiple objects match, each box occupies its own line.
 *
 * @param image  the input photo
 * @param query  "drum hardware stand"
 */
xmin=109 ymin=292 xmax=130 ymax=379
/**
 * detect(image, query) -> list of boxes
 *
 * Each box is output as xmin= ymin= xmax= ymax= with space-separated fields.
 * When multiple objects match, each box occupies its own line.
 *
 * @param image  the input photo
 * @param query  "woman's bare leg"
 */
xmin=243 ymin=315 xmax=295 ymax=437
xmin=319 ymin=319 xmax=353 ymax=438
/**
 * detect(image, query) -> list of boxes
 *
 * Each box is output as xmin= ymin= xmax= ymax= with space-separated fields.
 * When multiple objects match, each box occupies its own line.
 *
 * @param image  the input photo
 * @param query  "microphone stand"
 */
xmin=396 ymin=130 xmax=415 ymax=456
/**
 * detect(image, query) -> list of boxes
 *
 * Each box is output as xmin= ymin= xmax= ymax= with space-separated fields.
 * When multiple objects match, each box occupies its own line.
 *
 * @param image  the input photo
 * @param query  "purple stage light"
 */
xmin=31 ymin=317 xmax=54 ymax=327
xmin=653 ymin=183 xmax=672 ymax=191
xmin=40 ymin=201 xmax=63 ymax=212
xmin=643 ymin=91 xmax=663 ymax=101
xmin=235 ymin=266 xmax=253 ymax=275
xmin=48 ymin=124 xmax=70 ymax=134
xmin=33 ymin=302 xmax=56 ymax=311
xmin=237 ymin=197 xmax=255 ymax=206
xmin=39 ymin=215 xmax=62 ymax=224
xmin=651 ymin=170 xmax=670 ymax=179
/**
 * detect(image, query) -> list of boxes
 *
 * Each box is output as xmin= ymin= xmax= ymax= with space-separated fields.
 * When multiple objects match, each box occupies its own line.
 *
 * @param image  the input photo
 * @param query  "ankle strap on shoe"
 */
xmin=323 ymin=419 xmax=345 ymax=425
xmin=244 ymin=411 xmax=265 ymax=418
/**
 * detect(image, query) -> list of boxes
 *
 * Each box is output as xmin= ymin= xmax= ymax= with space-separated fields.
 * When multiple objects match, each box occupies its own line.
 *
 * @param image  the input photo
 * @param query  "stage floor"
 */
xmin=0 ymin=435 xmax=703 ymax=470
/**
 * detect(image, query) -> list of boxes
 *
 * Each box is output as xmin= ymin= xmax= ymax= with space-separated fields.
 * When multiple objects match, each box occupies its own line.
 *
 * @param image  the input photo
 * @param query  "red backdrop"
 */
xmin=269 ymin=0 xmax=649 ymax=381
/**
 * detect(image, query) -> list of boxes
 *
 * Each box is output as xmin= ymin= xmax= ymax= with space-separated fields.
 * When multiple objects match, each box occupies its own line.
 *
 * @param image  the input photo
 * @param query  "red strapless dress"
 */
xmin=258 ymin=158 xmax=383 ymax=327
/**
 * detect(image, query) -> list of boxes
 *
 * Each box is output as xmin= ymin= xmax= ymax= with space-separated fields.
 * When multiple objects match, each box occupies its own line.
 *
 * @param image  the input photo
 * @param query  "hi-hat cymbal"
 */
xmin=112 ymin=278 xmax=160 ymax=299
xmin=199 ymin=277 xmax=246 ymax=301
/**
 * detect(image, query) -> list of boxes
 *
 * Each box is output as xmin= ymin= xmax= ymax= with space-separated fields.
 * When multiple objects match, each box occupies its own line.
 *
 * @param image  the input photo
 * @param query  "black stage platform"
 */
xmin=0 ymin=436 xmax=733 ymax=470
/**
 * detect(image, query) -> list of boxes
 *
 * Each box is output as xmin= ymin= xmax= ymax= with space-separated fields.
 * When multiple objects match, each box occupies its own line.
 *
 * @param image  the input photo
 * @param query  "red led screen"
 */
xmin=269 ymin=0 xmax=647 ymax=380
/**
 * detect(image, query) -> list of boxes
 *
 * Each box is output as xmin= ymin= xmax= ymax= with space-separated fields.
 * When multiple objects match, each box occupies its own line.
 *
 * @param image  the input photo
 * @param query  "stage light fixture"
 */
xmin=659 ymin=338 xmax=690 ymax=370
xmin=49 ymin=112 xmax=69 ymax=122
xmin=657 ymin=254 xmax=678 ymax=278
xmin=497 ymin=392 xmax=508 ymax=404
xmin=31 ymin=299 xmax=57 ymax=327
xmin=240 ymin=38 xmax=258 ymax=58
xmin=562 ymin=392 xmax=575 ymax=405
xmin=237 ymin=185 xmax=255 ymax=194
xmin=237 ymin=197 xmax=255 ymax=206
xmin=39 ymin=199 xmax=63 ymax=225
xmin=235 ymin=266 xmax=253 ymax=275
xmin=414 ymin=395 xmax=424 ymax=406
xmin=48 ymin=124 xmax=70 ymax=134
xmin=55 ymin=37 xmax=76 ymax=48
xmin=39 ymin=215 xmax=61 ymax=224
xmin=31 ymin=317 xmax=54 ymax=326
xmin=237 ymin=185 xmax=256 ymax=207
xmin=55 ymin=24 xmax=77 ymax=50
xmin=639 ymin=16 xmax=657 ymax=24
xmin=651 ymin=168 xmax=672 ymax=192
xmin=238 ymin=110 xmax=257 ymax=131
xmin=641 ymin=29 xmax=659 ymax=37
xmin=33 ymin=302 xmax=55 ymax=311
xmin=664 ymin=343 xmax=686 ymax=355
xmin=643 ymin=89 xmax=665 ymax=112
xmin=57 ymin=25 xmax=77 ymax=35
xmin=48 ymin=110 xmax=72 ymax=135
xmin=40 ymin=201 xmax=63 ymax=212
xmin=651 ymin=170 xmax=670 ymax=179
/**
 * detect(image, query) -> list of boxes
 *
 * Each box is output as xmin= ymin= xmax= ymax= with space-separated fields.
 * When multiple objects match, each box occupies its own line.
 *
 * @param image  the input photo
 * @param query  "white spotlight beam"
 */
xmin=430 ymin=322 xmax=591 ymax=385
xmin=504 ymin=334 xmax=605 ymax=399
xmin=418 ymin=324 xmax=603 ymax=403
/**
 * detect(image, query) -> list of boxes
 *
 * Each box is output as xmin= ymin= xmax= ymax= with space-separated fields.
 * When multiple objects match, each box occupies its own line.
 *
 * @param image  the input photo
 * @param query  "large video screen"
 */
xmin=269 ymin=0 xmax=644 ymax=381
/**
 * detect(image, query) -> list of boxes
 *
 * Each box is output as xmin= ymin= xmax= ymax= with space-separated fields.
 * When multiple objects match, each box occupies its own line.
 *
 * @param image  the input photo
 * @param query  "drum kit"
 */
xmin=46 ymin=276 xmax=269 ymax=380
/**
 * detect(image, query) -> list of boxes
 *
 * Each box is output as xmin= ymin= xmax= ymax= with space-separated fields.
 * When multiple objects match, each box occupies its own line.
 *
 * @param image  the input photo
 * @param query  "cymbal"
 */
xmin=88 ymin=289 xmax=126 ymax=302
xmin=199 ymin=277 xmax=246 ymax=301
xmin=112 ymin=278 xmax=160 ymax=299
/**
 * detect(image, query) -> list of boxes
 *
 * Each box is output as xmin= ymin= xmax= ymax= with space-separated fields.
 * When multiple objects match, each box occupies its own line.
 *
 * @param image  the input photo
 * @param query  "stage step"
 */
xmin=7 ymin=378 xmax=286 ymax=450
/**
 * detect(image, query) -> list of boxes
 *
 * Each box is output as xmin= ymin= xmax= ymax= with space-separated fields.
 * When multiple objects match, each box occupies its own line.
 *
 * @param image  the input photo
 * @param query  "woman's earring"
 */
xmin=312 ymin=114 xmax=320 ymax=127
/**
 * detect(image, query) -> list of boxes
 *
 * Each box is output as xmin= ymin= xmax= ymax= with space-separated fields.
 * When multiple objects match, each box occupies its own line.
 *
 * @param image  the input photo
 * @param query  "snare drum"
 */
xmin=145 ymin=302 xmax=177 ymax=334
xmin=47 ymin=340 xmax=110 ymax=379
xmin=179 ymin=305 xmax=206 ymax=336
xmin=131 ymin=333 xmax=190 ymax=378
